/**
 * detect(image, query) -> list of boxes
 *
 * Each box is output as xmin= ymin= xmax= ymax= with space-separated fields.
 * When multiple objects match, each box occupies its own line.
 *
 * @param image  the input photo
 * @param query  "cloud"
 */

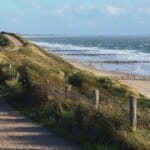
xmin=105 ymin=5 xmax=127 ymax=15
xmin=137 ymin=7 xmax=150 ymax=14
xmin=23 ymin=0 xmax=45 ymax=11
xmin=30 ymin=0 xmax=45 ymax=10
xmin=50 ymin=4 xmax=98 ymax=16
xmin=51 ymin=4 xmax=71 ymax=16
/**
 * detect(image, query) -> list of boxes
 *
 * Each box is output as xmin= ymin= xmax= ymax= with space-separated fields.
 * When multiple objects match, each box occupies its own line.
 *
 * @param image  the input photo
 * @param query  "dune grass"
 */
xmin=0 ymin=35 xmax=149 ymax=150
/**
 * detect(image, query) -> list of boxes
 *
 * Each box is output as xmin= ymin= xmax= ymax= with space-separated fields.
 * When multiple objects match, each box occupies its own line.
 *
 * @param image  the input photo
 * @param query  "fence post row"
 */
xmin=63 ymin=85 xmax=137 ymax=132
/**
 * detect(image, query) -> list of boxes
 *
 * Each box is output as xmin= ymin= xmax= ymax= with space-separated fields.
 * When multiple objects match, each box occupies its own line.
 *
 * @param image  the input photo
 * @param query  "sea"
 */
xmin=25 ymin=35 xmax=150 ymax=77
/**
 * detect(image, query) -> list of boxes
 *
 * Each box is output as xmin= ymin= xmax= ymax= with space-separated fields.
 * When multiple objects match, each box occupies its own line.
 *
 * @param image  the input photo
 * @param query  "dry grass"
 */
xmin=0 ymin=36 xmax=149 ymax=150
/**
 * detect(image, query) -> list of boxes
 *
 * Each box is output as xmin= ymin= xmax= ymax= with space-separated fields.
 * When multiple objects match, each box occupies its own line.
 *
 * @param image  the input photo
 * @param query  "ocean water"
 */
xmin=26 ymin=36 xmax=150 ymax=76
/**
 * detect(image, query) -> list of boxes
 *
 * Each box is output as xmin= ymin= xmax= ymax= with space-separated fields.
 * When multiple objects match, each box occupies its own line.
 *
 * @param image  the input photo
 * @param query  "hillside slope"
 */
xmin=0 ymin=33 xmax=149 ymax=150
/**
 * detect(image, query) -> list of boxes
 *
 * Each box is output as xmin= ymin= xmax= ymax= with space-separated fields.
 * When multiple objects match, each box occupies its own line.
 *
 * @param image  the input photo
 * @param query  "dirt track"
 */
xmin=0 ymin=96 xmax=78 ymax=150
xmin=4 ymin=34 xmax=22 ymax=51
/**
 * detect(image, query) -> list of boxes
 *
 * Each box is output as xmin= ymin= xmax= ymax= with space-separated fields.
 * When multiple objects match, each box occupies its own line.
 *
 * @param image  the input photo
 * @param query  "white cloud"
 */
xmin=137 ymin=7 xmax=150 ymax=14
xmin=29 ymin=0 xmax=45 ymax=10
xmin=51 ymin=4 xmax=129 ymax=17
xmin=51 ymin=4 xmax=71 ymax=16
xmin=50 ymin=4 xmax=98 ymax=16
xmin=105 ymin=5 xmax=127 ymax=15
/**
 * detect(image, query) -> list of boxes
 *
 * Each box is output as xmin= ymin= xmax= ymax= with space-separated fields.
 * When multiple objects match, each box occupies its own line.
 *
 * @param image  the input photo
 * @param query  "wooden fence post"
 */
xmin=16 ymin=71 xmax=20 ymax=81
xmin=65 ymin=84 xmax=72 ymax=100
xmin=93 ymin=89 xmax=99 ymax=110
xmin=46 ymin=80 xmax=50 ymax=84
xmin=129 ymin=96 xmax=137 ymax=132
xmin=9 ymin=63 xmax=12 ymax=76
xmin=9 ymin=64 xmax=12 ymax=71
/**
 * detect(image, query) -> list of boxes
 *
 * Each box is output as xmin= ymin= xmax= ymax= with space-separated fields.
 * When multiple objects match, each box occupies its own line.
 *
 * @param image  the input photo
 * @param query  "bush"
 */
xmin=0 ymin=34 xmax=9 ymax=47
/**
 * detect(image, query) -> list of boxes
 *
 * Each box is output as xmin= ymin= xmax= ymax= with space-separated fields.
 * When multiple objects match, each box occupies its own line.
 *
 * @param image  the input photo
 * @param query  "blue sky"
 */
xmin=0 ymin=0 xmax=150 ymax=35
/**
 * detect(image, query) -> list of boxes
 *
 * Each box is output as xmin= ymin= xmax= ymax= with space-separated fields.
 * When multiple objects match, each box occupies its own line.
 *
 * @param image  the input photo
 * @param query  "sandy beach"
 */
xmin=68 ymin=60 xmax=150 ymax=98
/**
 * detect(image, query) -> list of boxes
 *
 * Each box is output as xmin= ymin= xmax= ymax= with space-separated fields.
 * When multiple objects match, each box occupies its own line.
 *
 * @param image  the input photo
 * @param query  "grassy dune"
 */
xmin=0 ymin=33 xmax=149 ymax=150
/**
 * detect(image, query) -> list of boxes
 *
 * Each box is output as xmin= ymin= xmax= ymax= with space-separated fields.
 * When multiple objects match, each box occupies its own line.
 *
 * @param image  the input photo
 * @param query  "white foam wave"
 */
xmin=33 ymin=41 xmax=99 ymax=51
xmin=32 ymin=41 xmax=138 ymax=54
xmin=32 ymin=41 xmax=150 ymax=61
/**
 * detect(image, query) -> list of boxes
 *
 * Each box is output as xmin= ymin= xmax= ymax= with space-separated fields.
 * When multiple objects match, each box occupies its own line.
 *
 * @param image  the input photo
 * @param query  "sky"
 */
xmin=0 ymin=0 xmax=150 ymax=36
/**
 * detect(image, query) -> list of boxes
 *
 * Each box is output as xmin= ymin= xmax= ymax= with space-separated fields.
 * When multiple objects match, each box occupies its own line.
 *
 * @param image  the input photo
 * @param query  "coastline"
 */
xmin=29 ymin=38 xmax=150 ymax=98
xmin=67 ymin=59 xmax=150 ymax=98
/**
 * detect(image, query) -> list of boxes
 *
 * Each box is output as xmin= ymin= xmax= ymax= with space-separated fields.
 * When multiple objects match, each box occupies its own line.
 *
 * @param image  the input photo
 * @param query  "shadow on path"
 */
xmin=0 ymin=96 xmax=78 ymax=150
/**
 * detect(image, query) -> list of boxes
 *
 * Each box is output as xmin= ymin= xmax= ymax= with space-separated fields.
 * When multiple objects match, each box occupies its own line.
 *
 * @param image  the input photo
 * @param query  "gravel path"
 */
xmin=0 ymin=96 xmax=78 ymax=150
xmin=4 ymin=34 xmax=22 ymax=51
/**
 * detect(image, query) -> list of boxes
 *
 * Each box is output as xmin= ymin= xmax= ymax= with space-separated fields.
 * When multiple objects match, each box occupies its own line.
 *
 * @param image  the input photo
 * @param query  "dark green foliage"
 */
xmin=73 ymin=104 xmax=89 ymax=130
xmin=99 ymin=77 xmax=128 ymax=96
xmin=18 ymin=65 xmax=31 ymax=93
xmin=68 ymin=72 xmax=100 ymax=99
xmin=0 ymin=34 xmax=9 ymax=47
xmin=69 ymin=71 xmax=99 ymax=89
xmin=138 ymin=98 xmax=150 ymax=108
xmin=0 ymin=64 xmax=15 ymax=84
xmin=99 ymin=77 xmax=113 ymax=88
xmin=68 ymin=72 xmax=83 ymax=88
xmin=85 ymin=112 xmax=115 ymax=143
xmin=0 ymin=65 xmax=6 ymax=84
xmin=68 ymin=72 xmax=129 ymax=102
xmin=48 ymin=101 xmax=63 ymax=124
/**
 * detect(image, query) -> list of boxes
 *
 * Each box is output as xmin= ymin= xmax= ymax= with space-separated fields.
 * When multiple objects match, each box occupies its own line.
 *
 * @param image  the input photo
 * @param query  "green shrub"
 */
xmin=0 ymin=34 xmax=9 ymax=47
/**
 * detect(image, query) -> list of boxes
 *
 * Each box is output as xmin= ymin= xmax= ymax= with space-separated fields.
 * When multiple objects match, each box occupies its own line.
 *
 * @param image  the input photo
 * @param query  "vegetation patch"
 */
xmin=0 ymin=34 xmax=9 ymax=47
xmin=18 ymin=47 xmax=26 ymax=54
xmin=0 ymin=35 xmax=149 ymax=150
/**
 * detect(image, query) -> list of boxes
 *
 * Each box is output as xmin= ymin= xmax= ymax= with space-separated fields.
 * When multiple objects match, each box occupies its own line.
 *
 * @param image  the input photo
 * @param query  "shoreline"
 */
xmin=67 ymin=60 xmax=150 ymax=80
xmin=66 ymin=59 xmax=150 ymax=98
xmin=29 ymin=40 xmax=150 ymax=98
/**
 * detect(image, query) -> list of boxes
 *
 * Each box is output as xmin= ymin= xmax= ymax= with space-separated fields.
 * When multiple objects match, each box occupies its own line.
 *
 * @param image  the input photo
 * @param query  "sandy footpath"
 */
xmin=4 ymin=34 xmax=22 ymax=51
xmin=0 ymin=96 xmax=78 ymax=150
xmin=68 ymin=60 xmax=150 ymax=98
